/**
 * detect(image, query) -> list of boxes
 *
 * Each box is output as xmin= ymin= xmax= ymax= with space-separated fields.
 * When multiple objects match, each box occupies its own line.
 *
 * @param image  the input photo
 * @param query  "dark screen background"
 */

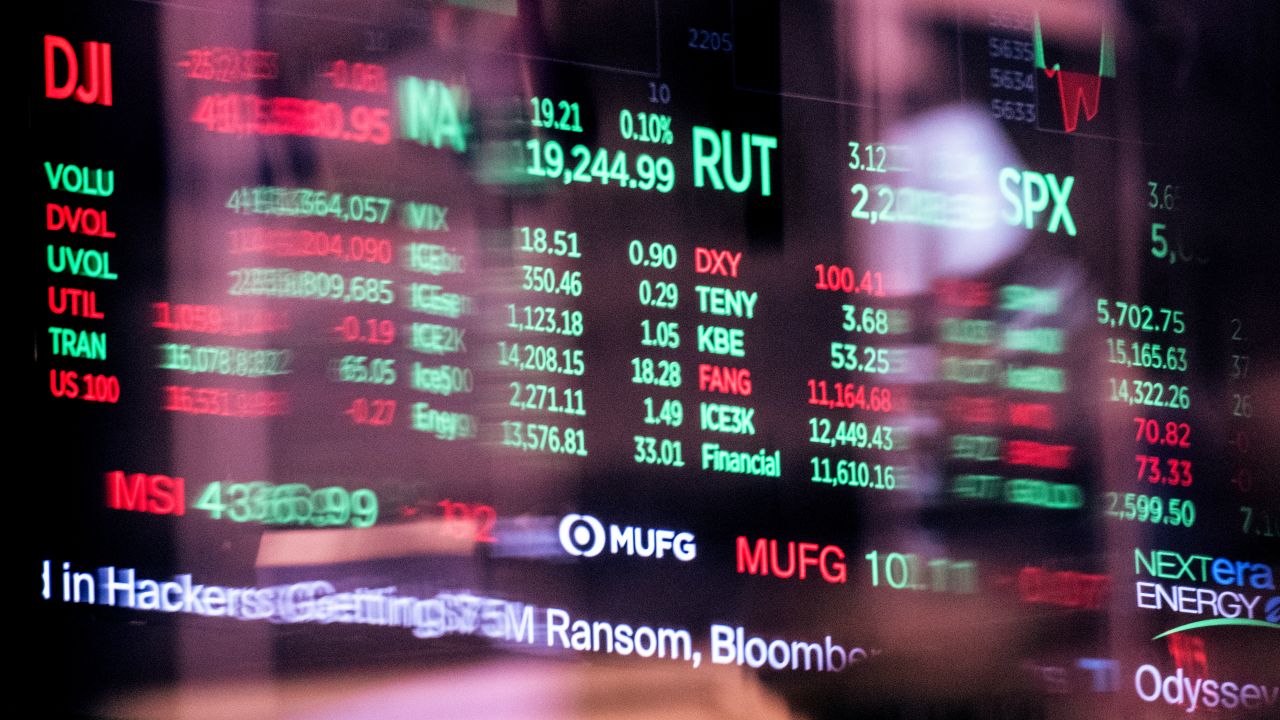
xmin=25 ymin=1 xmax=1280 ymax=717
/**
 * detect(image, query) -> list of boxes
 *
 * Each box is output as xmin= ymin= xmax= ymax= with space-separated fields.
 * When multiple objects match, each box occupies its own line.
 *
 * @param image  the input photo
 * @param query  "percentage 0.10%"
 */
xmin=618 ymin=109 xmax=674 ymax=145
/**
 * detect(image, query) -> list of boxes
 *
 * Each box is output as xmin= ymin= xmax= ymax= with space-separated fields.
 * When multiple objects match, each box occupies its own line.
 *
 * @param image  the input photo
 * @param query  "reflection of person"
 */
xmin=853 ymin=100 xmax=1115 ymax=707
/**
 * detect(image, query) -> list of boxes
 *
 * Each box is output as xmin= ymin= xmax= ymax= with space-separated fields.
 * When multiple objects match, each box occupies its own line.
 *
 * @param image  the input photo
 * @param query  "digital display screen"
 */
xmin=26 ymin=1 xmax=1280 ymax=717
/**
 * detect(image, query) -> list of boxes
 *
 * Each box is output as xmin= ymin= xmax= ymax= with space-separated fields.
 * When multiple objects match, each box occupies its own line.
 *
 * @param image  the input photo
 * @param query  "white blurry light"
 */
xmin=864 ymin=104 xmax=1028 ymax=296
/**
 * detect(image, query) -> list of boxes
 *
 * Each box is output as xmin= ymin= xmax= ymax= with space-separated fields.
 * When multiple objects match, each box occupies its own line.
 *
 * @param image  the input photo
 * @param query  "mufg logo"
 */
xmin=558 ymin=514 xmax=696 ymax=562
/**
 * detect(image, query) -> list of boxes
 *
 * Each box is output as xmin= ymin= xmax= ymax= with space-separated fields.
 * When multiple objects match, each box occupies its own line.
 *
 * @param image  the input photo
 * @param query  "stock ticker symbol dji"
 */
xmin=44 ymin=35 xmax=112 ymax=106
xmin=558 ymin=514 xmax=696 ymax=562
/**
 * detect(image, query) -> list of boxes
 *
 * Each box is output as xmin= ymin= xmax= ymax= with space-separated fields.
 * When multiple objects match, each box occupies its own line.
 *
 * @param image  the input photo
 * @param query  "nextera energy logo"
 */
xmin=558 ymin=514 xmax=696 ymax=561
